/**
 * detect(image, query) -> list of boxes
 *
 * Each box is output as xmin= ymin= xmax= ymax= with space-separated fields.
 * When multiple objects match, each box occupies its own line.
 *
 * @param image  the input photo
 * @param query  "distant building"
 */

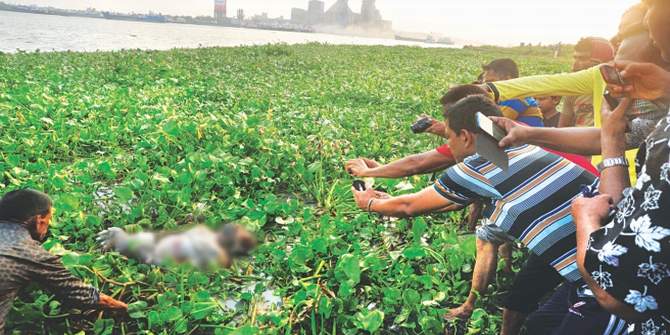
xmin=306 ymin=0 xmax=324 ymax=25
xmin=291 ymin=0 xmax=390 ymax=31
xmin=214 ymin=0 xmax=226 ymax=22
xmin=292 ymin=0 xmax=324 ymax=25
xmin=361 ymin=0 xmax=383 ymax=23
xmin=357 ymin=0 xmax=392 ymax=30
xmin=323 ymin=0 xmax=357 ymax=26
xmin=251 ymin=12 xmax=269 ymax=21
xmin=291 ymin=8 xmax=308 ymax=24
xmin=236 ymin=8 xmax=244 ymax=21
xmin=308 ymin=0 xmax=325 ymax=18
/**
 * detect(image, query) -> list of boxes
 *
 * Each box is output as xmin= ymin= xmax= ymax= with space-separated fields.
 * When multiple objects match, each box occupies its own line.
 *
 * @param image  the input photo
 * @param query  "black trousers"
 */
xmin=502 ymin=252 xmax=563 ymax=314
xmin=524 ymin=282 xmax=629 ymax=335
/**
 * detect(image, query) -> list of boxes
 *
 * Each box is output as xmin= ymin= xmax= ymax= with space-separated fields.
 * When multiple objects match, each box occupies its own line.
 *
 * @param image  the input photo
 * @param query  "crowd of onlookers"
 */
xmin=348 ymin=0 xmax=669 ymax=333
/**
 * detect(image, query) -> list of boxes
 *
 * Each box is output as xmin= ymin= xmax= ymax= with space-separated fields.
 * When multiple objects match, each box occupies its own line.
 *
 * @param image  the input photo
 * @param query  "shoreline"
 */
xmin=0 ymin=9 xmax=460 ymax=54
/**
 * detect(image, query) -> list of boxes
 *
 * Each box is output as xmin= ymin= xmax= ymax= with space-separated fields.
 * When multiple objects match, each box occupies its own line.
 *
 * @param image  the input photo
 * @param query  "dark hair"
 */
xmin=482 ymin=58 xmax=519 ymax=79
xmin=0 ymin=189 xmax=52 ymax=223
xmin=446 ymin=95 xmax=502 ymax=134
xmin=440 ymin=84 xmax=488 ymax=115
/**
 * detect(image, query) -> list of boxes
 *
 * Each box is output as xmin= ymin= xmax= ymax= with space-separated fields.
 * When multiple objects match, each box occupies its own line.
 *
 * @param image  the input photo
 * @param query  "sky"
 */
xmin=6 ymin=0 xmax=641 ymax=45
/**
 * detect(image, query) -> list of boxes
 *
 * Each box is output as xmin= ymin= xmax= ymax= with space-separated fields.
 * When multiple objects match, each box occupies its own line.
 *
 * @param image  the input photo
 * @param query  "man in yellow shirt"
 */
xmin=559 ymin=37 xmax=614 ymax=128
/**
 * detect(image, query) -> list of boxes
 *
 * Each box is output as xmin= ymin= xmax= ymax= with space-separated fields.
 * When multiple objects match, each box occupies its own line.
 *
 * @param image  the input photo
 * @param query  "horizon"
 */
xmin=4 ymin=0 xmax=640 ymax=46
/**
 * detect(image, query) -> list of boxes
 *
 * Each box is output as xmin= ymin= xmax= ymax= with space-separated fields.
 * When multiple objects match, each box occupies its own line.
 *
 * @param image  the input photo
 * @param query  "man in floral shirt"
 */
xmin=573 ymin=22 xmax=670 ymax=335
xmin=580 ymin=116 xmax=670 ymax=332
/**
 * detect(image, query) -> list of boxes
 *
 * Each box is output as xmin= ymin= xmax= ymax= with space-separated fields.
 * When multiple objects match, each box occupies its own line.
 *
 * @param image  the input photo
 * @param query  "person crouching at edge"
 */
xmin=0 ymin=189 xmax=127 ymax=334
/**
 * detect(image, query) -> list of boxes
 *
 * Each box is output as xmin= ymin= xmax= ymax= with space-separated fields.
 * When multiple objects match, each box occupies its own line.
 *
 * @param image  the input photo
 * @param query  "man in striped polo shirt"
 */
xmin=352 ymin=95 xmax=624 ymax=334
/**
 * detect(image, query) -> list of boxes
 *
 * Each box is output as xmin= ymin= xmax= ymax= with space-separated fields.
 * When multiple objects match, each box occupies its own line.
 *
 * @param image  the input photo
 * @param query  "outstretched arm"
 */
xmin=492 ymin=117 xmax=602 ymax=155
xmin=97 ymin=228 xmax=157 ymax=264
xmin=352 ymin=185 xmax=461 ymax=218
xmin=485 ymin=67 xmax=597 ymax=102
xmin=29 ymin=250 xmax=128 ymax=311
xmin=346 ymin=150 xmax=454 ymax=178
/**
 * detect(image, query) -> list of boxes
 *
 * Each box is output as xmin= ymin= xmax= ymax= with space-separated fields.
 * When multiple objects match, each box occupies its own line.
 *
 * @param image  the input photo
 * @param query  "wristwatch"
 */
xmin=597 ymin=157 xmax=629 ymax=173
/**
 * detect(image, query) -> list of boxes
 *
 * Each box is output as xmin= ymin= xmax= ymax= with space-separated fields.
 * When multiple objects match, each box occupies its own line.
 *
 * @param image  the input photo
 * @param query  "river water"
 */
xmin=0 ymin=10 xmax=454 ymax=53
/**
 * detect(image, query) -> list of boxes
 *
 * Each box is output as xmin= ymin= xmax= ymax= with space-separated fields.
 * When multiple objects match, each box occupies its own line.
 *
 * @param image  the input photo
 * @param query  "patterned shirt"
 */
xmin=563 ymin=95 xmax=595 ymax=128
xmin=0 ymin=222 xmax=99 ymax=333
xmin=625 ymin=99 xmax=670 ymax=151
xmin=585 ymin=109 xmax=670 ymax=335
xmin=434 ymin=145 xmax=596 ymax=282
xmin=498 ymin=98 xmax=545 ymax=127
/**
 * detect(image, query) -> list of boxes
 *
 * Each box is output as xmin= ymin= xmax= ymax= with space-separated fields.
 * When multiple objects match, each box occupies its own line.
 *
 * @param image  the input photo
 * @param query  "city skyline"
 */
xmin=4 ymin=0 xmax=640 ymax=45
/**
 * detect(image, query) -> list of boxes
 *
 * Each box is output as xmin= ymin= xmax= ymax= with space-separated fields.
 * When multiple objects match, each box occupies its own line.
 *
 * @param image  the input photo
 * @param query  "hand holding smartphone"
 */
xmin=603 ymin=91 xmax=620 ymax=109
xmin=475 ymin=112 xmax=509 ymax=171
xmin=600 ymin=65 xmax=626 ymax=86
xmin=411 ymin=117 xmax=434 ymax=134
xmin=352 ymin=180 xmax=366 ymax=191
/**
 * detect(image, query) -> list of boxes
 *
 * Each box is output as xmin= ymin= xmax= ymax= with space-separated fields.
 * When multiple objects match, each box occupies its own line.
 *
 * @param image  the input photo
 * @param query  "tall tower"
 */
xmin=361 ymin=0 xmax=381 ymax=23
xmin=325 ymin=0 xmax=354 ymax=26
xmin=308 ymin=0 xmax=325 ymax=14
xmin=214 ymin=0 xmax=227 ymax=22
xmin=307 ymin=0 xmax=324 ymax=25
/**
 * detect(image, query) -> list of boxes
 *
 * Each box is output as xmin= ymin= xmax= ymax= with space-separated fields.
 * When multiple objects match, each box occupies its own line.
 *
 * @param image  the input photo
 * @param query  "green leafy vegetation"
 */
xmin=0 ymin=44 xmax=570 ymax=334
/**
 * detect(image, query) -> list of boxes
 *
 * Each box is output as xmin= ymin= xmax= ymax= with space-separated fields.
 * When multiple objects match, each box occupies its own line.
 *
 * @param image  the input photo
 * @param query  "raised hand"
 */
xmin=608 ymin=62 xmax=670 ymax=100
xmin=600 ymin=97 xmax=631 ymax=137
xmin=490 ymin=116 xmax=530 ymax=148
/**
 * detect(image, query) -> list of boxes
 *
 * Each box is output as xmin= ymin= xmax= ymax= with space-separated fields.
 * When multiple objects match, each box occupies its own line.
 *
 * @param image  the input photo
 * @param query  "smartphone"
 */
xmin=603 ymin=91 xmax=620 ymax=109
xmin=352 ymin=180 xmax=366 ymax=191
xmin=411 ymin=117 xmax=433 ymax=134
xmin=475 ymin=112 xmax=509 ymax=171
xmin=600 ymin=65 xmax=625 ymax=86
xmin=475 ymin=112 xmax=506 ymax=141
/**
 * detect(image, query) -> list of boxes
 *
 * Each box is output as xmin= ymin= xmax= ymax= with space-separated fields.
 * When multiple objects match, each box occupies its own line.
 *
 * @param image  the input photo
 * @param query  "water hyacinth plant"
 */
xmin=0 ymin=44 xmax=570 ymax=334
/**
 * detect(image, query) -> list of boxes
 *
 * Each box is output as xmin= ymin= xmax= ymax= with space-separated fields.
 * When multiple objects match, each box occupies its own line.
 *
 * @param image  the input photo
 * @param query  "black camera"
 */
xmin=352 ymin=180 xmax=366 ymax=191
xmin=411 ymin=117 xmax=433 ymax=134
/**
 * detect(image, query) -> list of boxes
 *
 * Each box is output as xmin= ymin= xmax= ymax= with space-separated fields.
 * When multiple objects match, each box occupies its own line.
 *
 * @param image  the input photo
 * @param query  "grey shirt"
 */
xmin=0 ymin=222 xmax=99 ymax=334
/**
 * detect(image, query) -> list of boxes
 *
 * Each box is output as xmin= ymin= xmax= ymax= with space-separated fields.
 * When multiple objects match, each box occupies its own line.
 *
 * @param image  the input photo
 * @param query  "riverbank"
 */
xmin=0 ymin=10 xmax=460 ymax=53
